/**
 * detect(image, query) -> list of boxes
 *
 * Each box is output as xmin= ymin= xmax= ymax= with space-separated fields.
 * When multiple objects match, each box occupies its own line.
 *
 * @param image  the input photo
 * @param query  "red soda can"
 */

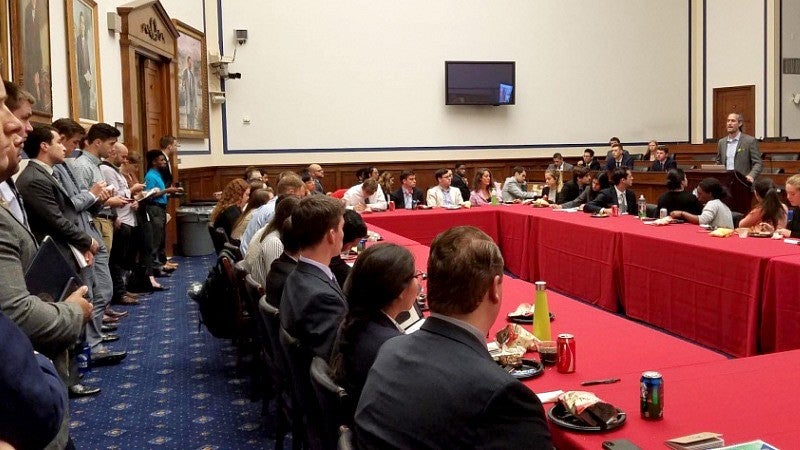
xmin=611 ymin=205 xmax=619 ymax=217
xmin=388 ymin=200 xmax=395 ymax=211
xmin=556 ymin=333 xmax=576 ymax=373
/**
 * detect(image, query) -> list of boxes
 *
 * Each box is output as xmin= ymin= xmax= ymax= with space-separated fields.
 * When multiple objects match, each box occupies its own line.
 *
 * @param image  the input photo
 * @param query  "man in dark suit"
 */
xmin=576 ymin=148 xmax=602 ymax=170
xmin=649 ymin=146 xmax=677 ymax=172
xmin=715 ymin=112 xmax=762 ymax=182
xmin=558 ymin=166 xmax=591 ymax=204
xmin=451 ymin=163 xmax=470 ymax=202
xmin=585 ymin=168 xmax=638 ymax=214
xmin=605 ymin=143 xmax=635 ymax=171
xmin=18 ymin=125 xmax=126 ymax=368
xmin=389 ymin=170 xmax=424 ymax=209
xmin=547 ymin=152 xmax=574 ymax=172
xmin=279 ymin=195 xmax=347 ymax=360
xmin=355 ymin=226 xmax=552 ymax=449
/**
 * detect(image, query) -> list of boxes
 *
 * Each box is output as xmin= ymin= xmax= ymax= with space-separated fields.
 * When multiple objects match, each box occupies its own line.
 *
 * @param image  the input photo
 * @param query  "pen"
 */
xmin=580 ymin=378 xmax=620 ymax=386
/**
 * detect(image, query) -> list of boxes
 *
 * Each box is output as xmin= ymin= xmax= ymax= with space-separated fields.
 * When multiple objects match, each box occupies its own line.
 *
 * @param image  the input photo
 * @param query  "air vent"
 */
xmin=783 ymin=58 xmax=800 ymax=74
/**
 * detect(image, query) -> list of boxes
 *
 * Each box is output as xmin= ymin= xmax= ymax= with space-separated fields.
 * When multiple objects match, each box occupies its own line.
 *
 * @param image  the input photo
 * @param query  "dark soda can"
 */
xmin=556 ymin=333 xmax=576 ymax=373
xmin=611 ymin=205 xmax=619 ymax=217
xmin=77 ymin=343 xmax=91 ymax=375
xmin=640 ymin=371 xmax=663 ymax=419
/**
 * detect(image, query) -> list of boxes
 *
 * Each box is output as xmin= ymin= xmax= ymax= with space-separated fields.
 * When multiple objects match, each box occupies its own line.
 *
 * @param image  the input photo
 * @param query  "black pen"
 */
xmin=580 ymin=378 xmax=620 ymax=386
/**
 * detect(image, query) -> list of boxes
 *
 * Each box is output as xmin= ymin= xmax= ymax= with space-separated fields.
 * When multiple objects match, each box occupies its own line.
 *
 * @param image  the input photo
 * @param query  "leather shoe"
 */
xmin=106 ymin=308 xmax=129 ymax=318
xmin=68 ymin=384 xmax=101 ymax=398
xmin=153 ymin=270 xmax=171 ymax=278
xmin=91 ymin=350 xmax=127 ymax=366
xmin=101 ymin=324 xmax=118 ymax=333
xmin=151 ymin=284 xmax=170 ymax=292
xmin=102 ymin=314 xmax=119 ymax=324
xmin=124 ymin=291 xmax=141 ymax=299
xmin=113 ymin=296 xmax=139 ymax=306
xmin=101 ymin=334 xmax=120 ymax=343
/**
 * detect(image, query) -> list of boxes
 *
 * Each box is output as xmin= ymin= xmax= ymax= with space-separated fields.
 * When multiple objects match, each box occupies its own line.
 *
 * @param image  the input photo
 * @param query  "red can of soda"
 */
xmin=611 ymin=205 xmax=619 ymax=217
xmin=556 ymin=333 xmax=576 ymax=373
xmin=388 ymin=200 xmax=395 ymax=211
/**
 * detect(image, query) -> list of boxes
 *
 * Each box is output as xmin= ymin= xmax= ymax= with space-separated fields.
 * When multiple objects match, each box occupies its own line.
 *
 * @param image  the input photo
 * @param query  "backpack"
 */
xmin=190 ymin=249 xmax=238 ymax=338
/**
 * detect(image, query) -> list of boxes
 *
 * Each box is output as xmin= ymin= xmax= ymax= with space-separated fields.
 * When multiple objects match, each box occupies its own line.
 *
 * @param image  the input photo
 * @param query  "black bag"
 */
xmin=191 ymin=250 xmax=238 ymax=338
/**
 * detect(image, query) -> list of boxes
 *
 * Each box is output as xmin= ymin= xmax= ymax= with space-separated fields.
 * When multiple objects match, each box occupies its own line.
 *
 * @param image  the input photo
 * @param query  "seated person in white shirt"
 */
xmin=501 ymin=166 xmax=538 ymax=202
xmin=426 ymin=168 xmax=464 ymax=207
xmin=343 ymin=178 xmax=388 ymax=212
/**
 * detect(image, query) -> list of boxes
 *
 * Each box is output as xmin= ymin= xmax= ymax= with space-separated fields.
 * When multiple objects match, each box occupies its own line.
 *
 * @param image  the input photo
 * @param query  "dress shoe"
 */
xmin=161 ymin=265 xmax=176 ymax=273
xmin=101 ymin=324 xmax=118 ymax=333
xmin=102 ymin=314 xmax=120 ymax=324
xmin=112 ymin=296 xmax=139 ymax=306
xmin=150 ymin=284 xmax=169 ymax=292
xmin=91 ymin=350 xmax=127 ymax=366
xmin=101 ymin=334 xmax=120 ymax=343
xmin=153 ymin=270 xmax=171 ymax=278
xmin=68 ymin=384 xmax=101 ymax=398
xmin=105 ymin=308 xmax=129 ymax=318
xmin=124 ymin=291 xmax=140 ymax=299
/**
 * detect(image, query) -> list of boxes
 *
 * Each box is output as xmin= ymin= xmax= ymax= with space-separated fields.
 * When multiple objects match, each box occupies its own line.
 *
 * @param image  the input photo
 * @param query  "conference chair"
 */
xmin=242 ymin=274 xmax=276 ymax=405
xmin=280 ymin=327 xmax=325 ymax=450
xmin=209 ymin=225 xmax=229 ymax=254
xmin=223 ymin=242 xmax=243 ymax=261
xmin=309 ymin=356 xmax=352 ymax=449
xmin=258 ymin=299 xmax=303 ymax=450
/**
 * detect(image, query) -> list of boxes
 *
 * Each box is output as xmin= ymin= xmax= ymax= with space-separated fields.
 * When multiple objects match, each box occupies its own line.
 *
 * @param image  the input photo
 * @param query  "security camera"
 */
xmin=226 ymin=73 xmax=242 ymax=80
xmin=209 ymin=53 xmax=235 ymax=77
xmin=209 ymin=91 xmax=226 ymax=105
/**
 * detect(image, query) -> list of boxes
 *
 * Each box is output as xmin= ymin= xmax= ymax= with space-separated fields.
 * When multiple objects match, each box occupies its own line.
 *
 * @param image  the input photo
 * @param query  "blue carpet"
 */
xmin=69 ymin=254 xmax=279 ymax=449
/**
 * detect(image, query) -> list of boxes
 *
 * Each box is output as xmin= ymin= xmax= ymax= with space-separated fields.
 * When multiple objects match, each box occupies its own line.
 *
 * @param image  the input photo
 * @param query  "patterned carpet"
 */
xmin=69 ymin=254 xmax=281 ymax=449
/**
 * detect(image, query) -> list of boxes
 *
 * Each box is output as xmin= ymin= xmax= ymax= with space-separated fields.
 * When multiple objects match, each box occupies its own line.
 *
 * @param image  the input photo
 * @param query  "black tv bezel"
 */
xmin=445 ymin=60 xmax=516 ymax=106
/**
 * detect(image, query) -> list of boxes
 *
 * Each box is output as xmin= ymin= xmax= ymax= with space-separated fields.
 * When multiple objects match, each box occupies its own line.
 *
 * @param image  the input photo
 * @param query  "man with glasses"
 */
xmin=426 ymin=168 xmax=463 ymax=207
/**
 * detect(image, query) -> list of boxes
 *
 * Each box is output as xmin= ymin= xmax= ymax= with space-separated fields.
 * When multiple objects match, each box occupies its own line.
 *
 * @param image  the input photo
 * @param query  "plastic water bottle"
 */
xmin=532 ymin=281 xmax=551 ymax=341
xmin=638 ymin=195 xmax=647 ymax=220
xmin=490 ymin=190 xmax=498 ymax=205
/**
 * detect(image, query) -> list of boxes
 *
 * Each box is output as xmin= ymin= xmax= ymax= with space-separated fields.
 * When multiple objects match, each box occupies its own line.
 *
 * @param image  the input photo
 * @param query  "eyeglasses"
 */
xmin=413 ymin=270 xmax=427 ymax=280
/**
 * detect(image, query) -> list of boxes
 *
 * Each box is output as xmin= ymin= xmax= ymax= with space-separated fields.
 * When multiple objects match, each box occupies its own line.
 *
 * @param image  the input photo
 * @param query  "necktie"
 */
xmin=619 ymin=193 xmax=627 ymax=213
xmin=616 ymin=161 xmax=621 ymax=168
xmin=7 ymin=179 xmax=28 ymax=229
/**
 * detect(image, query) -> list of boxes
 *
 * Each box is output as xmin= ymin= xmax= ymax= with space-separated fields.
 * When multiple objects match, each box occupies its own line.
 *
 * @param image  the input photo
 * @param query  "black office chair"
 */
xmin=338 ymin=425 xmax=354 ymax=450
xmin=223 ymin=241 xmax=243 ymax=261
xmin=257 ymin=299 xmax=302 ymax=450
xmin=731 ymin=211 xmax=744 ymax=229
xmin=208 ymin=225 xmax=228 ymax=254
xmin=309 ymin=356 xmax=352 ymax=448
xmin=280 ymin=327 xmax=325 ymax=450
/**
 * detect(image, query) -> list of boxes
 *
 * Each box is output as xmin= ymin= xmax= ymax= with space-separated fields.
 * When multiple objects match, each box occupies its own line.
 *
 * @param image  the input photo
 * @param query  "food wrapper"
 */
xmin=558 ymin=390 xmax=619 ymax=428
xmin=709 ymin=228 xmax=734 ymax=238
xmin=749 ymin=222 xmax=775 ymax=234
xmin=532 ymin=198 xmax=550 ymax=207
xmin=495 ymin=324 xmax=539 ymax=352
xmin=508 ymin=303 xmax=533 ymax=318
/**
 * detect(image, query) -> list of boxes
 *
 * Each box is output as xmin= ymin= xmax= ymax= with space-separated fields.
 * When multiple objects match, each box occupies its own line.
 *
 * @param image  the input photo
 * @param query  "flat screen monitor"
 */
xmin=445 ymin=61 xmax=515 ymax=106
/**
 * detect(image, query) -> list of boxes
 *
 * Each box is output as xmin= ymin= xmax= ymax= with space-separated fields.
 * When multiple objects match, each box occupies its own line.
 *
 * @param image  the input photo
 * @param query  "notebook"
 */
xmin=24 ymin=236 xmax=82 ymax=302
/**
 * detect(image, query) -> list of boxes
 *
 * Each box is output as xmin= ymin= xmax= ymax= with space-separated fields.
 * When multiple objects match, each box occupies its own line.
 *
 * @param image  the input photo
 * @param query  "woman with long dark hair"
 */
xmin=656 ymin=168 xmax=702 ymax=215
xmin=739 ymin=178 xmax=788 ymax=229
xmin=209 ymin=178 xmax=250 ymax=238
xmin=469 ymin=168 xmax=501 ymax=206
xmin=331 ymin=243 xmax=421 ymax=401
xmin=552 ymin=171 xmax=608 ymax=210
xmin=231 ymin=188 xmax=271 ymax=241
xmin=670 ymin=177 xmax=733 ymax=228
xmin=244 ymin=195 xmax=300 ymax=287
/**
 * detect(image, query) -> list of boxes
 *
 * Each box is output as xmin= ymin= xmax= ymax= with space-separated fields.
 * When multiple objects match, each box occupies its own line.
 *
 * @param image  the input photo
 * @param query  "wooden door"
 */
xmin=713 ymin=85 xmax=755 ymax=139
xmin=139 ymin=56 xmax=177 ymax=255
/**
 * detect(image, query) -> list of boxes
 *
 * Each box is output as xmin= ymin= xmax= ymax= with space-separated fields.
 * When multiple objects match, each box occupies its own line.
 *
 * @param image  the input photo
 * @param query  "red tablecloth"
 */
xmin=494 ymin=205 xmax=536 ymax=279
xmin=542 ymin=349 xmax=800 ymax=448
xmin=531 ymin=209 xmax=622 ymax=312
xmin=361 ymin=207 xmax=499 ymax=246
xmin=364 ymin=223 xmax=421 ymax=247
xmin=619 ymin=221 xmax=800 ymax=357
xmin=762 ymin=253 xmax=800 ymax=353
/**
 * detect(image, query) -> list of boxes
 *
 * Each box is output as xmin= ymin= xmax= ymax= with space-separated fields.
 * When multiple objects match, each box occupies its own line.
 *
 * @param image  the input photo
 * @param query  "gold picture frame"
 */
xmin=173 ymin=19 xmax=208 ymax=139
xmin=65 ymin=0 xmax=102 ymax=123
xmin=0 ymin=0 xmax=9 ymax=78
xmin=10 ymin=0 xmax=53 ymax=123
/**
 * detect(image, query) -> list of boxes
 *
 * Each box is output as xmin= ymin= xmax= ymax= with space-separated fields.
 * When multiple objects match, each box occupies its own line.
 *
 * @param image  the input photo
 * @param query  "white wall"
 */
xmin=705 ymin=0 xmax=766 ymax=139
xmin=782 ymin=0 xmax=800 ymax=138
xmin=191 ymin=0 xmax=689 ymax=168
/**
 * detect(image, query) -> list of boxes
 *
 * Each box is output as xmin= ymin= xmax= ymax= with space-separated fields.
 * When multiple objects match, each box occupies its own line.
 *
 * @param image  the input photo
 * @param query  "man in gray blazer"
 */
xmin=715 ymin=113 xmax=762 ymax=182
xmin=355 ymin=226 xmax=551 ymax=449
xmin=501 ymin=166 xmax=538 ymax=202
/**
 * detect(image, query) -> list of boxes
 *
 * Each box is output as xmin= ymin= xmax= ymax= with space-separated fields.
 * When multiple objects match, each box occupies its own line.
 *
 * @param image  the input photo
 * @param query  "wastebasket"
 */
xmin=177 ymin=204 xmax=215 ymax=256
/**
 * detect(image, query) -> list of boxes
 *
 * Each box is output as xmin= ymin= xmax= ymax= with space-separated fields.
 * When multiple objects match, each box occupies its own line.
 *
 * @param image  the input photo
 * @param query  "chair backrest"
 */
xmin=310 ymin=356 xmax=351 ymax=447
xmin=731 ymin=211 xmax=744 ymax=229
xmin=279 ymin=327 xmax=325 ymax=450
xmin=224 ymin=242 xmax=243 ymax=261
xmin=337 ymin=425 xmax=354 ymax=450
xmin=208 ymin=225 xmax=229 ymax=254
xmin=771 ymin=153 xmax=799 ymax=161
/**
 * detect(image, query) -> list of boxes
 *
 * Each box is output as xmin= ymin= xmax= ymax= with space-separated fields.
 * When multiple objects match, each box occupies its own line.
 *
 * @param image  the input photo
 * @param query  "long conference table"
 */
xmin=363 ymin=205 xmax=800 ymax=357
xmin=367 ymin=223 xmax=800 ymax=448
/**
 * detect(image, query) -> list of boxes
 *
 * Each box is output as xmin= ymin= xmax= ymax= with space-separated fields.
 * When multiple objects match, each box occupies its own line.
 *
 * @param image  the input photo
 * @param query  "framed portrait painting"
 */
xmin=173 ymin=20 xmax=208 ymax=139
xmin=65 ymin=0 xmax=102 ymax=123
xmin=10 ymin=0 xmax=53 ymax=122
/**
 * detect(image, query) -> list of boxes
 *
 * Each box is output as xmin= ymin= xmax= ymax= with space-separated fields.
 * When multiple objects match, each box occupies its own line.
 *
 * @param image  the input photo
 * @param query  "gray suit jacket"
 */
xmin=501 ymin=177 xmax=537 ymax=201
xmin=0 ymin=206 xmax=83 ymax=357
xmin=715 ymin=133 xmax=762 ymax=179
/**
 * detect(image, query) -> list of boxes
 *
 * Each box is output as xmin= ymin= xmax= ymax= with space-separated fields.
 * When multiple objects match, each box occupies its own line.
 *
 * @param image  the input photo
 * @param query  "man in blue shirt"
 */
xmin=239 ymin=174 xmax=306 ymax=255
xmin=143 ymin=150 xmax=179 ymax=288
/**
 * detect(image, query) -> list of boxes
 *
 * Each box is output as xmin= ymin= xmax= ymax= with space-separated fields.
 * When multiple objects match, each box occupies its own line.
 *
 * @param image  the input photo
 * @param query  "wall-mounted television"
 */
xmin=445 ymin=61 xmax=515 ymax=106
